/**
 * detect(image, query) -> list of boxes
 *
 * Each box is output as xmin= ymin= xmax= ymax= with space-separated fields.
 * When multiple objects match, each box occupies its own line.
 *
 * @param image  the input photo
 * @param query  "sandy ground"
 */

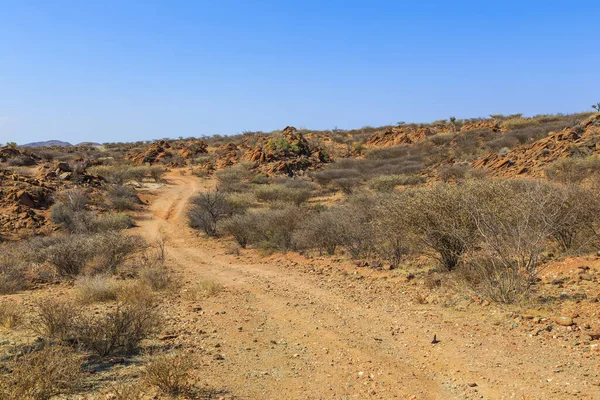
xmin=127 ymin=171 xmax=600 ymax=399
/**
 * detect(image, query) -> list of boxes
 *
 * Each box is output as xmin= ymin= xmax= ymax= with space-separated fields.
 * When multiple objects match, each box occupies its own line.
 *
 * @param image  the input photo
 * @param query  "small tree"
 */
xmin=402 ymin=184 xmax=477 ymax=271
xmin=592 ymin=102 xmax=600 ymax=112
xmin=187 ymin=189 xmax=237 ymax=236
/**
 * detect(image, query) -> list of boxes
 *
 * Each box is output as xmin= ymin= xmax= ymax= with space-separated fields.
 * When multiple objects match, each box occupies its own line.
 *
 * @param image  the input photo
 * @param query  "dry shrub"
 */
xmin=223 ymin=207 xmax=306 ymax=252
xmin=138 ymin=264 xmax=172 ymax=291
xmin=460 ymin=180 xmax=564 ymax=303
xmin=438 ymin=163 xmax=470 ymax=182
xmin=107 ymin=381 xmax=145 ymax=400
xmin=116 ymin=280 xmax=156 ymax=305
xmin=144 ymin=352 xmax=196 ymax=396
xmin=107 ymin=184 xmax=141 ymax=211
xmin=0 ymin=247 xmax=28 ymax=294
xmin=215 ymin=164 xmax=254 ymax=193
xmin=41 ymin=232 xmax=143 ymax=277
xmin=54 ymin=188 xmax=88 ymax=212
xmin=368 ymin=174 xmax=424 ymax=192
xmin=0 ymin=345 xmax=83 ymax=400
xmin=187 ymin=189 xmax=239 ymax=236
xmin=253 ymin=184 xmax=312 ymax=206
xmin=30 ymin=297 xmax=81 ymax=341
xmin=546 ymin=156 xmax=600 ymax=184
xmin=91 ymin=212 xmax=135 ymax=232
xmin=88 ymin=232 xmax=145 ymax=274
xmin=400 ymin=184 xmax=477 ymax=271
xmin=41 ymin=234 xmax=96 ymax=277
xmin=75 ymin=299 xmax=161 ymax=356
xmin=75 ymin=274 xmax=122 ymax=303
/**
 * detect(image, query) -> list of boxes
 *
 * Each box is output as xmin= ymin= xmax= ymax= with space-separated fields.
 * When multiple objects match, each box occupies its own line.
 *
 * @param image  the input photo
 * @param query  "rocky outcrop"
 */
xmin=242 ymin=127 xmax=331 ymax=175
xmin=366 ymin=126 xmax=440 ymax=147
xmin=0 ymin=146 xmax=40 ymax=165
xmin=216 ymin=143 xmax=240 ymax=169
xmin=0 ymin=169 xmax=54 ymax=237
xmin=472 ymin=114 xmax=600 ymax=177
xmin=36 ymin=161 xmax=104 ymax=186
xmin=127 ymin=139 xmax=208 ymax=166
xmin=127 ymin=140 xmax=173 ymax=165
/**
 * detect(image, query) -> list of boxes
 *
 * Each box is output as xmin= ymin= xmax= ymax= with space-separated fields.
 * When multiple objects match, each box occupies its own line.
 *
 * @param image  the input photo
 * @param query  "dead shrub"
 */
xmin=0 ymin=345 xmax=83 ymax=400
xmin=54 ymin=188 xmax=88 ymax=212
xmin=144 ymin=352 xmax=196 ymax=396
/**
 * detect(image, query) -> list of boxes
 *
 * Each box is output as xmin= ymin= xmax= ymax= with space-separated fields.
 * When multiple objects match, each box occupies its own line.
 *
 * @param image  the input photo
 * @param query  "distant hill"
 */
xmin=21 ymin=140 xmax=73 ymax=147
xmin=76 ymin=142 xmax=102 ymax=147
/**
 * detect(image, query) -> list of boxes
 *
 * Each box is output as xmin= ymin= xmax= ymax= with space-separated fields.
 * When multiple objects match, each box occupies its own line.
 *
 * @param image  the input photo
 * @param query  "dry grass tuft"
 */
xmin=0 ymin=301 xmax=24 ymax=329
xmin=183 ymin=279 xmax=224 ymax=301
xmin=75 ymin=274 xmax=122 ymax=303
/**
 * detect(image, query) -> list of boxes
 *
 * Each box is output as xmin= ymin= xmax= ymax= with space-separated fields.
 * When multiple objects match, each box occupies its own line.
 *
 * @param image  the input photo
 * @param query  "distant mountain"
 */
xmin=21 ymin=140 xmax=73 ymax=147
xmin=76 ymin=142 xmax=102 ymax=147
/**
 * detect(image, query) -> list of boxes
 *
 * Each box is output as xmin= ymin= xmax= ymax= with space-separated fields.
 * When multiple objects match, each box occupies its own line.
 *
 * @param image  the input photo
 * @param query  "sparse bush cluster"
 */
xmin=88 ymin=164 xmax=165 ymax=184
xmin=213 ymin=174 xmax=600 ymax=303
xmin=31 ymin=295 xmax=160 ymax=357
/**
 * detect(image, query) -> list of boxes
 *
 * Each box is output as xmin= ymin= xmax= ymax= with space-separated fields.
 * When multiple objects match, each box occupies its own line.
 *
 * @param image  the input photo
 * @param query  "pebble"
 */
xmin=555 ymin=316 xmax=574 ymax=327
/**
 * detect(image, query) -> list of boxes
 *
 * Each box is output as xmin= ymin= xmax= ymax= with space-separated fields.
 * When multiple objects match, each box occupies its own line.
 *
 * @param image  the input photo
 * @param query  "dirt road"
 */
xmin=134 ymin=172 xmax=600 ymax=399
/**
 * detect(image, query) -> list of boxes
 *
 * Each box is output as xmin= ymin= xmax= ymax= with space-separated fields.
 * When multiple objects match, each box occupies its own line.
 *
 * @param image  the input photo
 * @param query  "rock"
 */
xmin=58 ymin=172 xmax=72 ymax=180
xmin=555 ymin=316 xmax=574 ymax=327
xmin=15 ymin=190 xmax=35 ymax=208
xmin=467 ymin=382 xmax=477 ymax=387
xmin=589 ymin=332 xmax=600 ymax=341
xmin=55 ymin=161 xmax=72 ymax=172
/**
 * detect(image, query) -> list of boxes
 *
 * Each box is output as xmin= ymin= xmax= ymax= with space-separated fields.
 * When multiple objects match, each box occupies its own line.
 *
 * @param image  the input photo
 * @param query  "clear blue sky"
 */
xmin=1 ymin=1 xmax=599 ymax=144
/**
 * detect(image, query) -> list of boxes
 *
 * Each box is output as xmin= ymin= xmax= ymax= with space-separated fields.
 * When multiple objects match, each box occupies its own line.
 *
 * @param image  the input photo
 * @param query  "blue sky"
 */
xmin=1 ymin=1 xmax=599 ymax=144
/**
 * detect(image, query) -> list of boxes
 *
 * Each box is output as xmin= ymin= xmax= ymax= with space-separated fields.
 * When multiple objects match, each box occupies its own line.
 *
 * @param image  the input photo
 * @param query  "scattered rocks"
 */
xmin=472 ymin=114 xmax=600 ymax=177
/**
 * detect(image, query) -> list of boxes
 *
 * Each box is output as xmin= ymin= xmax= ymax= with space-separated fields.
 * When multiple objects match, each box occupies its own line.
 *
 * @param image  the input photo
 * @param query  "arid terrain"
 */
xmin=1 ymin=112 xmax=600 ymax=399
